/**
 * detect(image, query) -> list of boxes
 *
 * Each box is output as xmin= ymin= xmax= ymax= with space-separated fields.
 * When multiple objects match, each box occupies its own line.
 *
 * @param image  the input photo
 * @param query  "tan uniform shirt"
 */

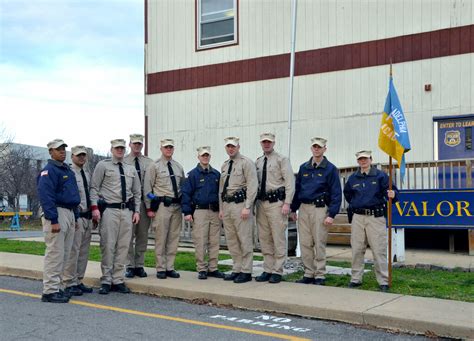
xmin=90 ymin=157 xmax=141 ymax=212
xmin=219 ymin=152 xmax=258 ymax=209
xmin=255 ymin=150 xmax=295 ymax=205
xmin=123 ymin=153 xmax=153 ymax=191
xmin=143 ymin=157 xmax=185 ymax=209
xmin=71 ymin=163 xmax=91 ymax=213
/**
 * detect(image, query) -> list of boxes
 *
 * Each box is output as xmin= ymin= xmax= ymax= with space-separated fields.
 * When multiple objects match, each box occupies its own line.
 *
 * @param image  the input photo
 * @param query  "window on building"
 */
xmin=197 ymin=0 xmax=237 ymax=50
xmin=466 ymin=127 xmax=472 ymax=150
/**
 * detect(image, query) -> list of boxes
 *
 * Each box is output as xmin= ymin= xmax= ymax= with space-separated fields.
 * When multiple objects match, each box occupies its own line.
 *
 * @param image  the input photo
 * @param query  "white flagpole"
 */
xmin=287 ymin=0 xmax=298 ymax=257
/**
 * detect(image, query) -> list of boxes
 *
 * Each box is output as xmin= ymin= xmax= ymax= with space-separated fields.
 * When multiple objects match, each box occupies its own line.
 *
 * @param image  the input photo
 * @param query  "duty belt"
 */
xmin=157 ymin=196 xmax=181 ymax=207
xmin=222 ymin=189 xmax=246 ymax=204
xmin=259 ymin=187 xmax=285 ymax=203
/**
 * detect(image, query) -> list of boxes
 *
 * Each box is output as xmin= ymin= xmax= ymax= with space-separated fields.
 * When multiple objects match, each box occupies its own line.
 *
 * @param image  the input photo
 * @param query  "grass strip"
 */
xmin=0 ymin=238 xmax=472 ymax=302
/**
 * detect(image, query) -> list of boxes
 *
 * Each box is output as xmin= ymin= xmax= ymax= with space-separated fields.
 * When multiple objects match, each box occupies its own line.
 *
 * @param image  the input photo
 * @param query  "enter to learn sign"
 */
xmin=392 ymin=189 xmax=474 ymax=229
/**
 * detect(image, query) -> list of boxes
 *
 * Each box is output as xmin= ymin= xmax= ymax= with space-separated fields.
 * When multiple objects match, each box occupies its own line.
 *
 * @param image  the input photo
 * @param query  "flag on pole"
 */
xmin=378 ymin=76 xmax=411 ymax=181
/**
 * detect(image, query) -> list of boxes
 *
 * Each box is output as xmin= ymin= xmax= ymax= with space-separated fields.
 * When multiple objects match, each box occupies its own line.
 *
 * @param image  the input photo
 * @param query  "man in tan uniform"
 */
xmin=124 ymin=134 xmax=153 ymax=278
xmin=90 ymin=139 xmax=141 ymax=294
xmin=63 ymin=145 xmax=94 ymax=296
xmin=255 ymin=133 xmax=295 ymax=284
xmin=144 ymin=139 xmax=185 ymax=279
xmin=219 ymin=137 xmax=258 ymax=284
xmin=37 ymin=139 xmax=81 ymax=303
xmin=182 ymin=146 xmax=224 ymax=280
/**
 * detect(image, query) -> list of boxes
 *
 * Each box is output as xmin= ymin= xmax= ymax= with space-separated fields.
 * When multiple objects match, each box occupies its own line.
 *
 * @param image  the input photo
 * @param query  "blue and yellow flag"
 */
xmin=378 ymin=76 xmax=411 ymax=181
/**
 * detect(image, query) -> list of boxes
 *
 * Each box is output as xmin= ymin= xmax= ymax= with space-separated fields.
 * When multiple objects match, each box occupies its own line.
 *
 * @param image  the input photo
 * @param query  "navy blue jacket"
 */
xmin=343 ymin=166 xmax=399 ymax=209
xmin=291 ymin=157 xmax=342 ymax=218
xmin=181 ymin=164 xmax=220 ymax=216
xmin=37 ymin=159 xmax=81 ymax=224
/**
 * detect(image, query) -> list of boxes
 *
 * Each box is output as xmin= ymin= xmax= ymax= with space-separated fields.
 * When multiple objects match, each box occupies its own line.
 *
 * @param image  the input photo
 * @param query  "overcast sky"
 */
xmin=0 ymin=0 xmax=144 ymax=155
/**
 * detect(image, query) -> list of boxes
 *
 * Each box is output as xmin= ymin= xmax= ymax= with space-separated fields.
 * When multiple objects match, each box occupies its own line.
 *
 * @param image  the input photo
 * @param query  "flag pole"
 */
xmin=388 ymin=156 xmax=393 ymax=287
xmin=388 ymin=61 xmax=393 ymax=287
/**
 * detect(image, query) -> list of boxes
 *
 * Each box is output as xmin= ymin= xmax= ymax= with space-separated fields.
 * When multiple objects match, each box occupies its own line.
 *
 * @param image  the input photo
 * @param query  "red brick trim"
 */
xmin=147 ymin=25 xmax=474 ymax=94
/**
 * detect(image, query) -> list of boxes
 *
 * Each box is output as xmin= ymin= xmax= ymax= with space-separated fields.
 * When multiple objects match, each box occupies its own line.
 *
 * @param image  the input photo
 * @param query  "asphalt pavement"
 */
xmin=0 ymin=252 xmax=472 ymax=339
xmin=0 ymin=276 xmax=431 ymax=341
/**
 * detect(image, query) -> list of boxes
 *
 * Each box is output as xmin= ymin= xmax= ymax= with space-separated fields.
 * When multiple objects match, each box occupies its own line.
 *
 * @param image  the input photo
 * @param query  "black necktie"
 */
xmin=80 ymin=169 xmax=91 ymax=209
xmin=134 ymin=157 xmax=141 ymax=182
xmin=167 ymin=161 xmax=179 ymax=199
xmin=222 ymin=160 xmax=233 ymax=196
xmin=118 ymin=162 xmax=127 ymax=203
xmin=260 ymin=157 xmax=267 ymax=198
xmin=313 ymin=162 xmax=317 ymax=169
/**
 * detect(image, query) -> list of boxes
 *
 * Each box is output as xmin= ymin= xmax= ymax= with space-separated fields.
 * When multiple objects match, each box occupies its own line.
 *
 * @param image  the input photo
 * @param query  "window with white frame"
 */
xmin=197 ymin=0 xmax=237 ymax=49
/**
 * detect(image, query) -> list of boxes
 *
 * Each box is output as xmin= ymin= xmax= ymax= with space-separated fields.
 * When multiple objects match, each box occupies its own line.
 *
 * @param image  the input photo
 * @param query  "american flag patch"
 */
xmin=41 ymin=170 xmax=48 ymax=176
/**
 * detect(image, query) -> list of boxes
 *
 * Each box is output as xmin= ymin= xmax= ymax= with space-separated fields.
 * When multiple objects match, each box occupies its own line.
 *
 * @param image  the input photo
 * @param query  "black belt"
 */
xmin=105 ymin=202 xmax=133 ymax=210
xmin=79 ymin=211 xmax=92 ymax=219
xmin=301 ymin=198 xmax=326 ymax=207
xmin=353 ymin=207 xmax=385 ymax=217
xmin=195 ymin=203 xmax=219 ymax=211
xmin=57 ymin=205 xmax=75 ymax=210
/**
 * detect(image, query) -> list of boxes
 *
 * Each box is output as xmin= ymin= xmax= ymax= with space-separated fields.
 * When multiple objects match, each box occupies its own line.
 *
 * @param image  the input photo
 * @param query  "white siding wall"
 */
xmin=146 ymin=0 xmax=473 ymax=73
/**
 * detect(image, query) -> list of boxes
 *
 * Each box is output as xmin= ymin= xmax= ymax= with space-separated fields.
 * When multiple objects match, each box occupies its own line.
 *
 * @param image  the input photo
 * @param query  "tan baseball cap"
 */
xmin=356 ymin=150 xmax=372 ymax=159
xmin=260 ymin=132 xmax=275 ymax=142
xmin=71 ymin=145 xmax=87 ymax=156
xmin=111 ymin=139 xmax=127 ymax=148
xmin=130 ymin=133 xmax=144 ymax=144
xmin=47 ymin=139 xmax=67 ymax=149
xmin=311 ymin=137 xmax=327 ymax=147
xmin=197 ymin=146 xmax=211 ymax=156
xmin=224 ymin=136 xmax=239 ymax=146
xmin=161 ymin=139 xmax=175 ymax=147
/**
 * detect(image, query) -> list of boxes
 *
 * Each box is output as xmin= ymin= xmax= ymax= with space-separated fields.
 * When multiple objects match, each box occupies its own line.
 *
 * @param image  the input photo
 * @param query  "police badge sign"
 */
xmin=444 ymin=130 xmax=461 ymax=147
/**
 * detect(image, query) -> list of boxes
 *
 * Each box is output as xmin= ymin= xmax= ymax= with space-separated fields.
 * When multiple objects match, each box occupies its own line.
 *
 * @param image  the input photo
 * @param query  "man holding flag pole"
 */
xmin=377 ymin=64 xmax=411 ymax=287
xmin=344 ymin=65 xmax=409 ymax=291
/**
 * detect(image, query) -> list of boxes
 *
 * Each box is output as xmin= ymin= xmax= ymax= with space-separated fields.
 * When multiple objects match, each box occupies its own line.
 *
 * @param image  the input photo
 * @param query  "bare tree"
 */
xmin=0 ymin=144 xmax=39 ymax=215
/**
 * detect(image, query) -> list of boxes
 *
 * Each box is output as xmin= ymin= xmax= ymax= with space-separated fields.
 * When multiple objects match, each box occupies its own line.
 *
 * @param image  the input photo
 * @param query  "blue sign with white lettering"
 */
xmin=392 ymin=189 xmax=474 ymax=229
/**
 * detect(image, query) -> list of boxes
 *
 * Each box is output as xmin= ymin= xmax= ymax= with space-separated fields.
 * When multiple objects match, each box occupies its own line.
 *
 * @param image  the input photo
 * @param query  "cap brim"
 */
xmin=130 ymin=140 xmax=143 ymax=144
xmin=260 ymin=139 xmax=274 ymax=142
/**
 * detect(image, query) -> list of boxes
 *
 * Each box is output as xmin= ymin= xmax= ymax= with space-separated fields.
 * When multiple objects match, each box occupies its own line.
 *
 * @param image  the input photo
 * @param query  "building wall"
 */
xmin=145 ymin=0 xmax=474 ymax=172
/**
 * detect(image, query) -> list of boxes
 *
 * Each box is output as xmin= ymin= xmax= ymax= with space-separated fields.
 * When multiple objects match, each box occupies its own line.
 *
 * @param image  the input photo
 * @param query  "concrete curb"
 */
xmin=1 ymin=253 xmax=473 ymax=339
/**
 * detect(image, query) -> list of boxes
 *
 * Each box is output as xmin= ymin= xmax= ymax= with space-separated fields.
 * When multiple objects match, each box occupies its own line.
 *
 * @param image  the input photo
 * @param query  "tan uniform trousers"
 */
xmin=222 ymin=202 xmax=254 ymax=274
xmin=42 ymin=207 xmax=75 ymax=294
xmin=99 ymin=208 xmax=133 ymax=285
xmin=256 ymin=200 xmax=288 ymax=275
xmin=128 ymin=201 xmax=151 ymax=268
xmin=153 ymin=204 xmax=182 ymax=272
xmin=63 ymin=217 xmax=92 ymax=287
xmin=298 ymin=204 xmax=328 ymax=279
xmin=192 ymin=209 xmax=221 ymax=272
xmin=351 ymin=214 xmax=389 ymax=285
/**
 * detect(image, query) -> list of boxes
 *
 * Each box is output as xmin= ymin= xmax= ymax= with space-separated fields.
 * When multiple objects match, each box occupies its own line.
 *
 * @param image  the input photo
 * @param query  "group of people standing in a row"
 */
xmin=37 ymin=133 xmax=397 ymax=303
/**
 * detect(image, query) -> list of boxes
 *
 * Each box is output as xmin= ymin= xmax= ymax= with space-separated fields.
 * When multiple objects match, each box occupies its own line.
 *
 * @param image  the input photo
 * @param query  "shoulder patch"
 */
xmin=41 ymin=170 xmax=48 ymax=176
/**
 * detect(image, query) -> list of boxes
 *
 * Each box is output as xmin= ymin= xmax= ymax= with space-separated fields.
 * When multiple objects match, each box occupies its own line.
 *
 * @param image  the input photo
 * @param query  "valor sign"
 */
xmin=392 ymin=189 xmax=474 ymax=229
